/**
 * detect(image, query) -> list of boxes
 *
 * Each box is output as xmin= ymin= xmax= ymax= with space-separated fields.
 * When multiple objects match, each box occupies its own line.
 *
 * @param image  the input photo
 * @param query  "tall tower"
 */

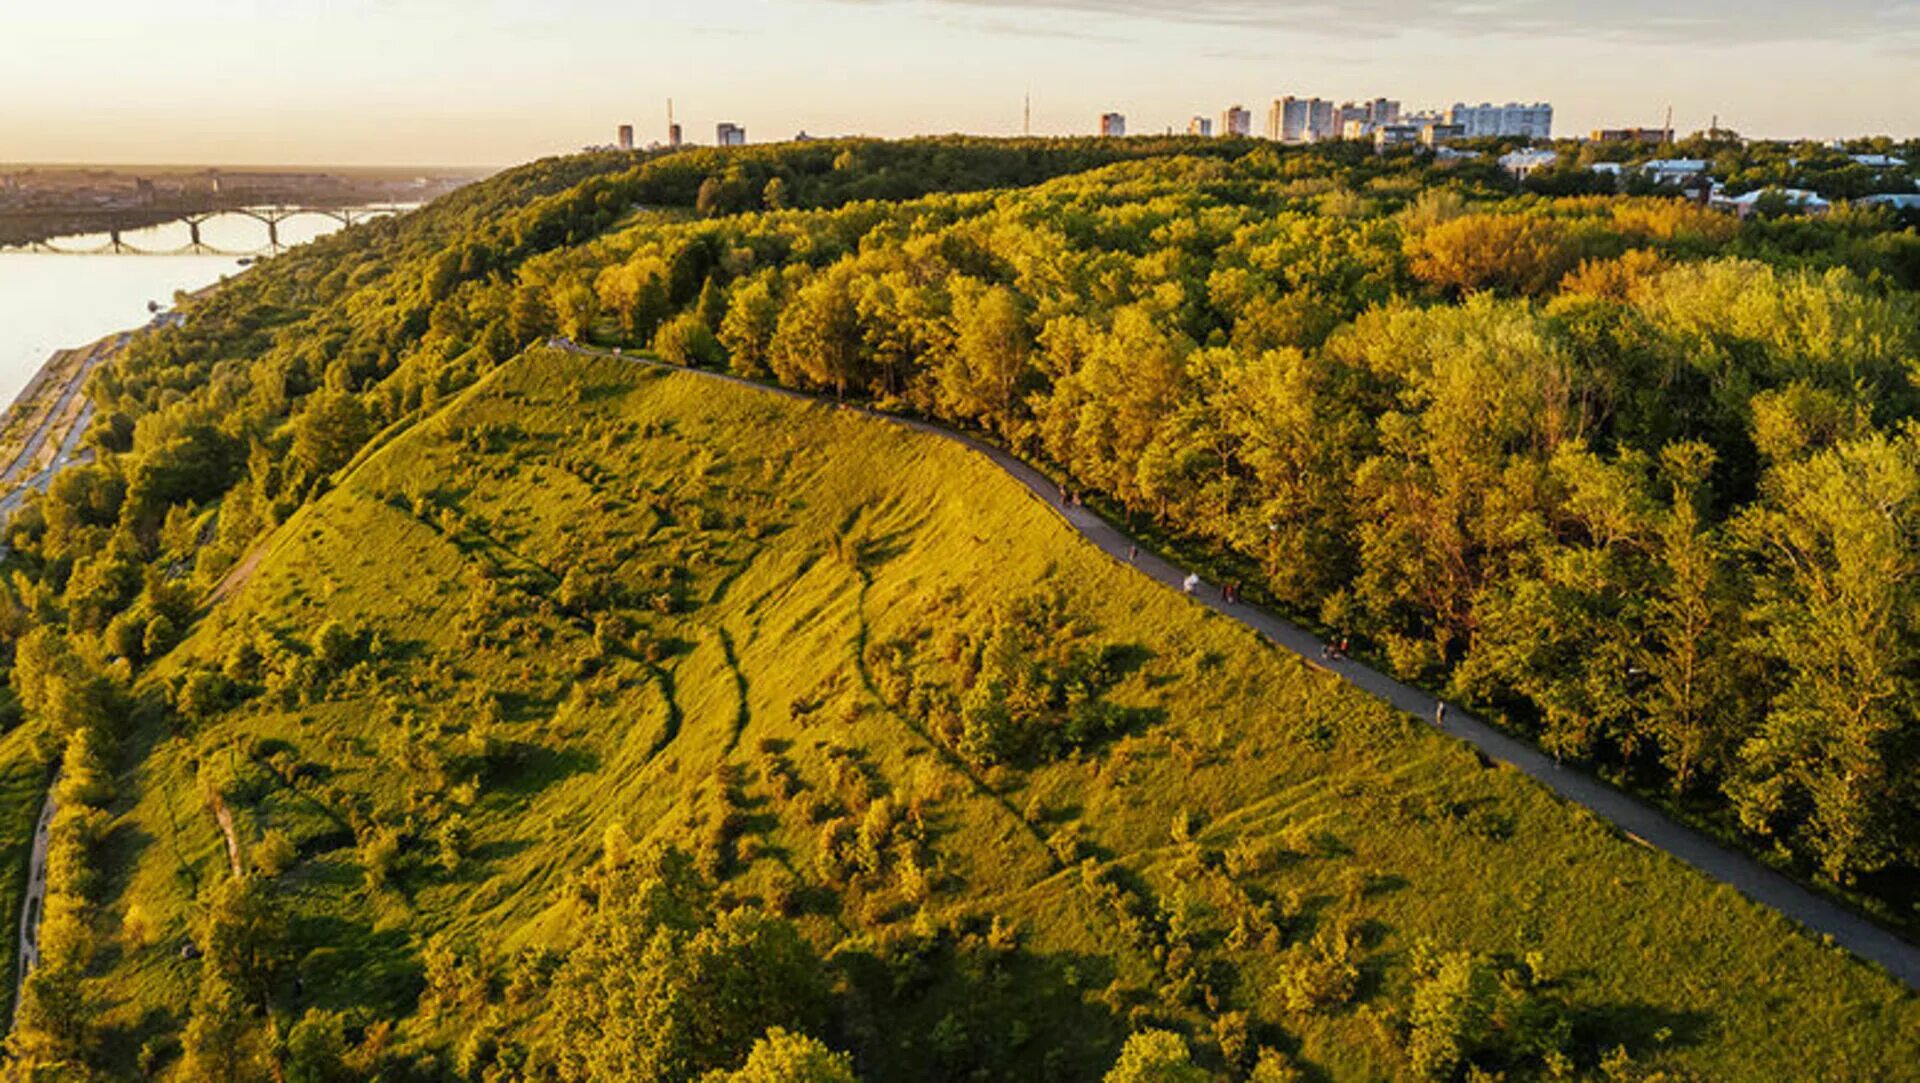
xmin=1024 ymin=91 xmax=1031 ymax=137
xmin=667 ymin=99 xmax=682 ymax=148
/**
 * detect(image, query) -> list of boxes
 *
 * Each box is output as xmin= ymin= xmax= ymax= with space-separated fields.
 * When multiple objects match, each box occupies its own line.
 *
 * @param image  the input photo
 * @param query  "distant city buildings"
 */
xmin=617 ymin=124 xmax=634 ymax=151
xmin=1221 ymin=105 xmax=1252 ymax=137
xmin=1100 ymin=112 xmax=1127 ymax=137
xmin=1188 ymin=116 xmax=1212 ymax=137
xmin=716 ymin=123 xmax=746 ymax=147
xmin=1448 ymin=101 xmax=1553 ymax=139
xmin=1258 ymin=94 xmax=1468 ymax=150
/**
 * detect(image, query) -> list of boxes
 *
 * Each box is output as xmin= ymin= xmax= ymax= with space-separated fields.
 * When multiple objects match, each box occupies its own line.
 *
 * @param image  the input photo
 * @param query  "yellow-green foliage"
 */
xmin=81 ymin=349 xmax=1919 ymax=1080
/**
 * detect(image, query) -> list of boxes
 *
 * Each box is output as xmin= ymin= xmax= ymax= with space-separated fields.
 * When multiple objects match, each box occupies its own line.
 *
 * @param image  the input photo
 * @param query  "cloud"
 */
xmin=825 ymin=0 xmax=1920 ymax=48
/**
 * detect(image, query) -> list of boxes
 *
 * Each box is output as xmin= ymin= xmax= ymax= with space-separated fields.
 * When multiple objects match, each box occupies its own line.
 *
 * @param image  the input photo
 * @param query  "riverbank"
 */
xmin=0 ymin=308 xmax=181 ymax=522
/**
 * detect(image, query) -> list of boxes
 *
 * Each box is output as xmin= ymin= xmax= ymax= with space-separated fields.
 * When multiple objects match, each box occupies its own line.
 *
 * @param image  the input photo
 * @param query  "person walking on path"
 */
xmin=1435 ymin=701 xmax=1448 ymax=728
xmin=1127 ymin=543 xmax=1137 ymax=564
xmin=1182 ymin=572 xmax=1200 ymax=595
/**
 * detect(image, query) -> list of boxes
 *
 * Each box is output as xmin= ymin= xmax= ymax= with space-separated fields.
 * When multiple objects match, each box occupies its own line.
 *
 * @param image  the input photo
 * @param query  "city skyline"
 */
xmin=3 ymin=0 xmax=1917 ymax=166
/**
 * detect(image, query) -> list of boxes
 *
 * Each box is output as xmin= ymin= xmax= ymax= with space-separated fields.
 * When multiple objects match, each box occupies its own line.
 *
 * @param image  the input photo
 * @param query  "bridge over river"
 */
xmin=0 ymin=203 xmax=412 ymax=257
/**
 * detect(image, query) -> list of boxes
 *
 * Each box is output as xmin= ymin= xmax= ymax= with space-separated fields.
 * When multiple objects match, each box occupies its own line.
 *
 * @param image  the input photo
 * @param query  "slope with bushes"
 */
xmin=22 ymin=349 xmax=1910 ymax=1080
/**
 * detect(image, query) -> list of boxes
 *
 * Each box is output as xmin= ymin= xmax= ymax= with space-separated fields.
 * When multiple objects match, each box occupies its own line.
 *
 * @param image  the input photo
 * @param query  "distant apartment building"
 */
xmin=1334 ymin=102 xmax=1370 ymax=136
xmin=669 ymin=123 xmax=683 ymax=148
xmin=716 ymin=123 xmax=746 ymax=147
xmin=1100 ymin=112 xmax=1127 ymax=137
xmin=1591 ymin=127 xmax=1671 ymax=145
xmin=1269 ymin=96 xmax=1309 ymax=141
xmin=1222 ymin=105 xmax=1252 ymax=137
xmin=1307 ymin=99 xmax=1336 ymax=141
xmin=1188 ymin=116 xmax=1213 ymax=137
xmin=1448 ymin=101 xmax=1553 ymax=139
xmin=1372 ymin=124 xmax=1423 ymax=150
xmin=617 ymin=124 xmax=634 ymax=151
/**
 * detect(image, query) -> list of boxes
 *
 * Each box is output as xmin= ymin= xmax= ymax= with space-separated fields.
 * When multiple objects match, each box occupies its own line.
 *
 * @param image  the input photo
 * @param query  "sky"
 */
xmin=3 ymin=0 xmax=1917 ymax=167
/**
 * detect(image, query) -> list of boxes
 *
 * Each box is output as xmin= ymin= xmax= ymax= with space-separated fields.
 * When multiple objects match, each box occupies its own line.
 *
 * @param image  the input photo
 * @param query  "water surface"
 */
xmin=0 ymin=210 xmax=389 ymax=408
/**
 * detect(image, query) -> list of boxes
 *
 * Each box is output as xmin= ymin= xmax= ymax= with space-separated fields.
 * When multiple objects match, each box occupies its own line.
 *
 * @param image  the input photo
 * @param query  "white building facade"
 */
xmin=1447 ymin=101 xmax=1553 ymax=139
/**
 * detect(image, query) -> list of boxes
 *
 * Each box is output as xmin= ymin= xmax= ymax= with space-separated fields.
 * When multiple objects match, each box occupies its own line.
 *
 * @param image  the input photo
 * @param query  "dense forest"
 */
xmin=0 ymin=135 xmax=1916 ymax=1080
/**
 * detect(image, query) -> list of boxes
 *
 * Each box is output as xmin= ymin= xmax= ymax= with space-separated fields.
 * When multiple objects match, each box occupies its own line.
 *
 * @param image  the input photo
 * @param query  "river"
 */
xmin=0 ymin=209 xmax=398 ymax=409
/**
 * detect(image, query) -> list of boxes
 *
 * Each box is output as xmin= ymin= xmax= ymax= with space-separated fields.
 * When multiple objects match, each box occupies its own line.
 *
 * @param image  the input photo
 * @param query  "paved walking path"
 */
xmin=553 ymin=339 xmax=1920 ymax=990
xmin=12 ymin=773 xmax=57 ymax=1028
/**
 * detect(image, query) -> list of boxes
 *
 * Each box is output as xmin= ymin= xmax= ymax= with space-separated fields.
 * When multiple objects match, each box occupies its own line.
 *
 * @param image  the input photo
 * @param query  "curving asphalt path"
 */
xmin=550 ymin=338 xmax=1920 ymax=992
xmin=11 ymin=773 xmax=56 ymax=1029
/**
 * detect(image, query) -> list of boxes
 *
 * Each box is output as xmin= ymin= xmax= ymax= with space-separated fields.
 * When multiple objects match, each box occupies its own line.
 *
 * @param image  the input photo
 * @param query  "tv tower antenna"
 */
xmin=1664 ymin=104 xmax=1674 ymax=144
xmin=1024 ymin=91 xmax=1031 ymax=137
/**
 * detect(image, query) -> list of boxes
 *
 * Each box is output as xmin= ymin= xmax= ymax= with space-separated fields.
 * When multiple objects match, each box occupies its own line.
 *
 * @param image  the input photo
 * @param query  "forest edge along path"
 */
xmin=549 ymin=337 xmax=1920 ymax=993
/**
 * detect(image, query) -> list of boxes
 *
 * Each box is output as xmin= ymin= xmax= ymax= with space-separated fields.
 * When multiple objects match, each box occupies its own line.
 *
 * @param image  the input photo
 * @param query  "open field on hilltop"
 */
xmin=66 ymin=347 xmax=1917 ymax=1080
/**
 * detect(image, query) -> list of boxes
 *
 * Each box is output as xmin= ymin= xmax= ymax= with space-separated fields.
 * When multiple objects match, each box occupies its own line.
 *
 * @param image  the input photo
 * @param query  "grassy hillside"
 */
xmin=73 ymin=348 xmax=1917 ymax=1080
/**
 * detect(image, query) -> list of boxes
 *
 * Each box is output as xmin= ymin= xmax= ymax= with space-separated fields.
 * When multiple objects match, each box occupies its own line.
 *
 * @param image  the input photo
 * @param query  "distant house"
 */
xmin=1850 ymin=153 xmax=1908 ymax=169
xmin=1860 ymin=193 xmax=1920 ymax=210
xmin=1712 ymin=187 xmax=1830 ymax=218
xmin=1498 ymin=148 xmax=1559 ymax=180
xmin=1640 ymin=158 xmax=1712 ymax=185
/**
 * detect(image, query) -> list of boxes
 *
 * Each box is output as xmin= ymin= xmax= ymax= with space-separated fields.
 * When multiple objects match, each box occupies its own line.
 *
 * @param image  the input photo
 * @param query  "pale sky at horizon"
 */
xmin=4 ymin=0 xmax=1917 ymax=168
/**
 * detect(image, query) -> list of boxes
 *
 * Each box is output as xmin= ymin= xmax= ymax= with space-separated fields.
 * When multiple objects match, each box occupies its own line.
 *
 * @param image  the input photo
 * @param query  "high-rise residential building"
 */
xmin=1448 ymin=101 xmax=1553 ymax=139
xmin=716 ymin=122 xmax=746 ymax=147
xmin=1334 ymin=101 xmax=1371 ymax=136
xmin=1188 ymin=116 xmax=1213 ymax=137
xmin=1306 ymin=99 xmax=1335 ymax=141
xmin=1269 ymin=96 xmax=1310 ymax=141
xmin=1221 ymin=104 xmax=1252 ymax=137
xmin=1269 ymin=96 xmax=1341 ymax=142
xmin=1366 ymin=98 xmax=1401 ymax=127
xmin=617 ymin=124 xmax=634 ymax=151
xmin=1100 ymin=112 xmax=1127 ymax=137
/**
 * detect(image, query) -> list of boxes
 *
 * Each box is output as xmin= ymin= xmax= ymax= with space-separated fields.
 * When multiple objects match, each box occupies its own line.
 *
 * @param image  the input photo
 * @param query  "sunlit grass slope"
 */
xmin=93 ymin=348 xmax=1916 ymax=1079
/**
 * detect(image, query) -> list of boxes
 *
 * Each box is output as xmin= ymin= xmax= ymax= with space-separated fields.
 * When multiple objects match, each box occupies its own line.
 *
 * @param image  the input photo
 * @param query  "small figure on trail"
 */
xmin=1320 ymin=642 xmax=1332 ymax=661
xmin=1182 ymin=572 xmax=1200 ymax=595
xmin=1127 ymin=543 xmax=1138 ymax=564
xmin=1435 ymin=701 xmax=1448 ymax=728
xmin=1336 ymin=636 xmax=1350 ymax=660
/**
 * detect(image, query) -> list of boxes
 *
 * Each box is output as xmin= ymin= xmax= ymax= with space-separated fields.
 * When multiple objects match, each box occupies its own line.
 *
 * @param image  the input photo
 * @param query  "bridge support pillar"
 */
xmin=109 ymin=228 xmax=123 ymax=253
xmin=188 ymin=220 xmax=202 ymax=249
xmin=267 ymin=218 xmax=280 ymax=253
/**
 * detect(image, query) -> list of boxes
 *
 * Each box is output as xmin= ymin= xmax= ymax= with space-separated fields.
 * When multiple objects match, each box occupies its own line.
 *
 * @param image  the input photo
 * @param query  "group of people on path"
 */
xmin=1176 ymin=571 xmax=1241 ymax=604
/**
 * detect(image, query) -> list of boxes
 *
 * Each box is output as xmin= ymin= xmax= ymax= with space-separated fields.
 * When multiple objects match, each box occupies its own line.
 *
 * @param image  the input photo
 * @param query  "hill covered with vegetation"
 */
xmin=0 ymin=135 xmax=1916 ymax=1080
